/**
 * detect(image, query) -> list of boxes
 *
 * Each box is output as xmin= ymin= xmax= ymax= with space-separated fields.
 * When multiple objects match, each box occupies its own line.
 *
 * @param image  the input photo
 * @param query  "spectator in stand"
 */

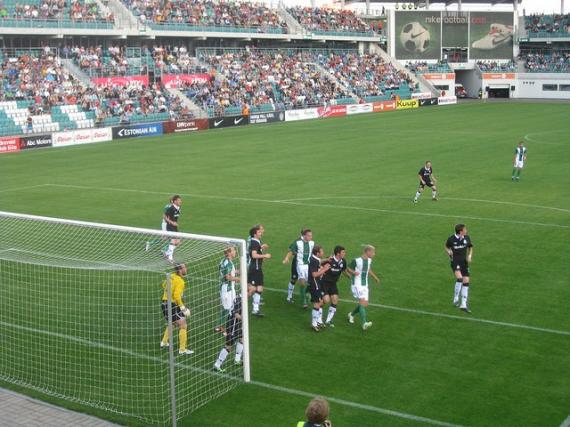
xmin=476 ymin=60 xmax=516 ymax=72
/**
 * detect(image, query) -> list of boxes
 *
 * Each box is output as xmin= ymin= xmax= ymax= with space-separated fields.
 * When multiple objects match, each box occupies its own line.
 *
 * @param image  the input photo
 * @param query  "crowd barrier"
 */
xmin=0 ymin=96 xmax=458 ymax=154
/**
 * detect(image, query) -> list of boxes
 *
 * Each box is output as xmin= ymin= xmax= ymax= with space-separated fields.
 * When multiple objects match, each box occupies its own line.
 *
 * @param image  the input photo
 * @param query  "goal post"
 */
xmin=0 ymin=210 xmax=250 ymax=425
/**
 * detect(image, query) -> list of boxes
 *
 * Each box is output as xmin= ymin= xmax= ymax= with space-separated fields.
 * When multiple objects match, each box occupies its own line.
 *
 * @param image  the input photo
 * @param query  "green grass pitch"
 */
xmin=1 ymin=102 xmax=569 ymax=427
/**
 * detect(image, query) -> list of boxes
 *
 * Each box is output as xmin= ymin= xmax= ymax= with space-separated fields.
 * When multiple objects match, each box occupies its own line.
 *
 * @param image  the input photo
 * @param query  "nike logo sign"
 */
xmin=492 ymin=35 xmax=510 ymax=45
xmin=234 ymin=118 xmax=243 ymax=125
xmin=214 ymin=120 xmax=223 ymax=127
xmin=411 ymin=31 xmax=426 ymax=39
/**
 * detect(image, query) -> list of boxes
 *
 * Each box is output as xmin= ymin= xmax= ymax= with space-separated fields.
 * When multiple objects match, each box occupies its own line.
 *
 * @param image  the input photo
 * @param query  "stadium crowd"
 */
xmin=122 ymin=0 xmax=286 ymax=32
xmin=320 ymin=52 xmax=413 ymax=97
xmin=0 ymin=47 xmax=188 ymax=126
xmin=520 ymin=51 xmax=570 ymax=72
xmin=8 ymin=0 xmax=113 ymax=23
xmin=524 ymin=13 xmax=570 ymax=34
xmin=146 ymin=45 xmax=208 ymax=74
xmin=287 ymin=6 xmax=372 ymax=34
xmin=404 ymin=60 xmax=451 ymax=73
xmin=0 ymin=48 xmax=79 ymax=110
xmin=193 ymin=49 xmax=351 ymax=116
xmin=476 ymin=60 xmax=517 ymax=72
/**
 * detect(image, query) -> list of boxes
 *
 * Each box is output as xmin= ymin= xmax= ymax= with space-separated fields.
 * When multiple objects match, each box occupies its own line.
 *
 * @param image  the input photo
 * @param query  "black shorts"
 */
xmin=290 ymin=261 xmax=298 ymax=282
xmin=248 ymin=270 xmax=264 ymax=287
xmin=450 ymin=261 xmax=470 ymax=277
xmin=321 ymin=281 xmax=338 ymax=296
xmin=166 ymin=225 xmax=178 ymax=233
xmin=308 ymin=282 xmax=323 ymax=303
xmin=161 ymin=301 xmax=185 ymax=322
xmin=419 ymin=181 xmax=434 ymax=189
xmin=225 ymin=318 xmax=242 ymax=346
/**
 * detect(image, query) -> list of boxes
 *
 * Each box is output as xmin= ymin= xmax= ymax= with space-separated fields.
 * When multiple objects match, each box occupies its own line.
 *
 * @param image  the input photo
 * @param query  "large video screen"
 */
xmin=442 ymin=12 xmax=469 ymax=48
xmin=394 ymin=11 xmax=442 ymax=60
xmin=469 ymin=12 xmax=514 ymax=59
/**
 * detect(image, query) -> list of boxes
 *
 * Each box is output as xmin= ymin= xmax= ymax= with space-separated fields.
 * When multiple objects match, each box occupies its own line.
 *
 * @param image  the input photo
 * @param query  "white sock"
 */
xmin=312 ymin=309 xmax=319 ymax=327
xmin=287 ymin=283 xmax=295 ymax=300
xmin=461 ymin=286 xmax=469 ymax=308
xmin=432 ymin=191 xmax=437 ymax=199
xmin=214 ymin=347 xmax=229 ymax=369
xmin=235 ymin=342 xmax=244 ymax=362
xmin=326 ymin=306 xmax=336 ymax=323
xmin=252 ymin=292 xmax=261 ymax=313
xmin=414 ymin=191 xmax=421 ymax=201
xmin=318 ymin=307 xmax=323 ymax=324
xmin=454 ymin=281 xmax=462 ymax=301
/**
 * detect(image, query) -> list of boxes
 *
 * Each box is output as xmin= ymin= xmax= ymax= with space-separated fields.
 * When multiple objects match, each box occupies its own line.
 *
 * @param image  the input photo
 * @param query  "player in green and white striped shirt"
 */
xmin=347 ymin=245 xmax=380 ymax=330
xmin=512 ymin=141 xmax=527 ymax=181
xmin=216 ymin=246 xmax=240 ymax=334
xmin=283 ymin=229 xmax=314 ymax=309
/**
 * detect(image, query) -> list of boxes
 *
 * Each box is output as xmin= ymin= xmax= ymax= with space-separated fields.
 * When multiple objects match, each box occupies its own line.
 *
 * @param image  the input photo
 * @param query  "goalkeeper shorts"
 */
xmin=161 ymin=301 xmax=185 ymax=322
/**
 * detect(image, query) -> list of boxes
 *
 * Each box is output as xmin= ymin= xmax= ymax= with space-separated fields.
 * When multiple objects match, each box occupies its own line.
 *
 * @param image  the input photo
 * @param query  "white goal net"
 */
xmin=0 ymin=211 xmax=249 ymax=425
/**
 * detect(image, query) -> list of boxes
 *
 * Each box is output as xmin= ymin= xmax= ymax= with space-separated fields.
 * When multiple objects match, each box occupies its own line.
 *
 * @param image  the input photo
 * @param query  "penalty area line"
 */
xmin=0 ymin=320 xmax=463 ymax=427
xmin=560 ymin=415 xmax=570 ymax=427
xmin=264 ymin=287 xmax=570 ymax=337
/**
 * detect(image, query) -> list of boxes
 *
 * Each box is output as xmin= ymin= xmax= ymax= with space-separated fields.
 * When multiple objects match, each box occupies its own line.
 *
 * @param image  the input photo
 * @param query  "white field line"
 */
xmin=0 ymin=184 xmax=50 ymax=194
xmin=0 ymin=320 xmax=462 ymax=427
xmin=275 ymin=195 xmax=570 ymax=215
xmin=264 ymin=287 xmax=570 ymax=337
xmin=248 ymin=380 xmax=463 ymax=427
xmin=43 ymin=184 xmax=570 ymax=230
xmin=560 ymin=415 xmax=570 ymax=427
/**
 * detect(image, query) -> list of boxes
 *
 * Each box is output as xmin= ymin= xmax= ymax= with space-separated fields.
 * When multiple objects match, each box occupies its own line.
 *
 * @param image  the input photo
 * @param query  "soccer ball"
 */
xmin=400 ymin=22 xmax=430 ymax=53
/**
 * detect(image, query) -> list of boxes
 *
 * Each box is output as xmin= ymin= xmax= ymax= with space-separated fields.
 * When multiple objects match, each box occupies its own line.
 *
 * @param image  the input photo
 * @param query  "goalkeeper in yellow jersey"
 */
xmin=160 ymin=263 xmax=193 ymax=355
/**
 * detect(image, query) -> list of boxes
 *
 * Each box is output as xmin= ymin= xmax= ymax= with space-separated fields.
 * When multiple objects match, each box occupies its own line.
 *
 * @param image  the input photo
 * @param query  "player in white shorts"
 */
xmin=512 ymin=141 xmax=527 ymax=181
xmin=216 ymin=246 xmax=240 ymax=334
xmin=348 ymin=245 xmax=380 ymax=331
xmin=283 ymin=229 xmax=314 ymax=309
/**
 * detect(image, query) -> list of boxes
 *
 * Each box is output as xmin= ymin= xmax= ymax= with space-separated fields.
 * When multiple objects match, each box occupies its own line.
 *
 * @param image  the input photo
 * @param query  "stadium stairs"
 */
xmin=166 ymin=88 xmax=206 ymax=119
xmin=276 ymin=6 xmax=305 ymax=35
xmin=106 ymin=0 xmax=141 ymax=31
xmin=61 ymin=59 xmax=94 ymax=88
xmin=370 ymin=43 xmax=440 ymax=97
xmin=312 ymin=61 xmax=360 ymax=103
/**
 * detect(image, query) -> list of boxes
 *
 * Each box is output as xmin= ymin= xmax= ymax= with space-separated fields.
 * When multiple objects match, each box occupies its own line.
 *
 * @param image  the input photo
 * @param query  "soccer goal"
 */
xmin=0 ymin=210 xmax=250 ymax=426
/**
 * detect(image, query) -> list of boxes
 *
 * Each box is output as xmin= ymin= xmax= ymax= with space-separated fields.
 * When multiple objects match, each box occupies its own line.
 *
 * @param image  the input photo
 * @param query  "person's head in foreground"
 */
xmin=298 ymin=397 xmax=331 ymax=427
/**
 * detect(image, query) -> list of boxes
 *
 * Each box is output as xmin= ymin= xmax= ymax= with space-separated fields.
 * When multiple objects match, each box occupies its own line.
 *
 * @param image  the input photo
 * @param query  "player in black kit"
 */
xmin=213 ymin=296 xmax=244 ymax=372
xmin=248 ymin=225 xmax=271 ymax=317
xmin=445 ymin=224 xmax=474 ymax=313
xmin=308 ymin=245 xmax=331 ymax=332
xmin=321 ymin=245 xmax=349 ymax=327
xmin=413 ymin=161 xmax=438 ymax=203
xmin=162 ymin=195 xmax=182 ymax=262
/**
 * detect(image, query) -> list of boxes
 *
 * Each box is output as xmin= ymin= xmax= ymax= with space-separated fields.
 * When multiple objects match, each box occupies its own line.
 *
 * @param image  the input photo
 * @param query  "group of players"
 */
xmin=249 ymin=225 xmax=380 ymax=332
xmin=153 ymin=151 xmax=501 ymax=371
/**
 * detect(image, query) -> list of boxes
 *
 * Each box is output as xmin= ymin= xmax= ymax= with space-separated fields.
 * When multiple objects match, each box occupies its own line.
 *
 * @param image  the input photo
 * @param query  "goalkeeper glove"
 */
xmin=180 ymin=305 xmax=191 ymax=317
